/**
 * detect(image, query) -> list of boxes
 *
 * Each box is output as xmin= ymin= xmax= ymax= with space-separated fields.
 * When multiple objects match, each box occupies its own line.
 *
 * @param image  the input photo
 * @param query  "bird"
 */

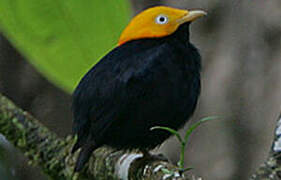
xmin=71 ymin=6 xmax=206 ymax=171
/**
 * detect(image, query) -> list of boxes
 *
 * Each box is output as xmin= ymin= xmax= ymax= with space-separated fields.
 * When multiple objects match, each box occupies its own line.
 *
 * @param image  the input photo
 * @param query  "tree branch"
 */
xmin=250 ymin=114 xmax=281 ymax=179
xmin=0 ymin=93 xmax=72 ymax=179
xmin=2 ymin=92 xmax=281 ymax=180
xmin=0 ymin=93 xmax=194 ymax=180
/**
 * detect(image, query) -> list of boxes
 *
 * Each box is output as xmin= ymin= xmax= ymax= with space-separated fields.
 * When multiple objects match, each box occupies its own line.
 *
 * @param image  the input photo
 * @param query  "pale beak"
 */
xmin=177 ymin=9 xmax=207 ymax=24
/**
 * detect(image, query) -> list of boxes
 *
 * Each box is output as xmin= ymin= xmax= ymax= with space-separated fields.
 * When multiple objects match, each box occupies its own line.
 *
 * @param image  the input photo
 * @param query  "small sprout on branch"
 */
xmin=151 ymin=116 xmax=218 ymax=174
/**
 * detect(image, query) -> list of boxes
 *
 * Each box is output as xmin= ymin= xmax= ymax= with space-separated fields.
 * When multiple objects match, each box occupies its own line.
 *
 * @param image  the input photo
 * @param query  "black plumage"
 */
xmin=72 ymin=23 xmax=201 ymax=171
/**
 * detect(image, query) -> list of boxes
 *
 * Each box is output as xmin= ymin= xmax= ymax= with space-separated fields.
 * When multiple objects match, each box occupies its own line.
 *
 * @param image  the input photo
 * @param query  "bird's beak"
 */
xmin=177 ymin=9 xmax=207 ymax=24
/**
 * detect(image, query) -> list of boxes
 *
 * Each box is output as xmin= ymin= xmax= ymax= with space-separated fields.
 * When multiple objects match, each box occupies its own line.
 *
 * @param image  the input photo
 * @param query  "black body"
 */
xmin=72 ymin=23 xmax=201 ymax=171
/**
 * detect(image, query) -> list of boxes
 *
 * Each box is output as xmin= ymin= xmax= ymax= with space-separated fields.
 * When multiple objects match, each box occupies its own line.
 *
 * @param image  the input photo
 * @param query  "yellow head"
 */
xmin=118 ymin=6 xmax=207 ymax=46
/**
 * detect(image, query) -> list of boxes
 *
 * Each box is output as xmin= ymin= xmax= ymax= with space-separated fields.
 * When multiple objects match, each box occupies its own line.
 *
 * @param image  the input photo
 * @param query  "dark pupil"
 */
xmin=159 ymin=17 xmax=165 ymax=22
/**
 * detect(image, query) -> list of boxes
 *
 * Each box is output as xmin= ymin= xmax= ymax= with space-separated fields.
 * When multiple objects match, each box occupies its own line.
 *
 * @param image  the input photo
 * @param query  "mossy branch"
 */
xmin=1 ymin=93 xmax=281 ymax=180
xmin=0 ymin=93 xmax=74 ymax=179
xmin=250 ymin=114 xmax=281 ymax=180
xmin=0 ymin=93 xmax=196 ymax=180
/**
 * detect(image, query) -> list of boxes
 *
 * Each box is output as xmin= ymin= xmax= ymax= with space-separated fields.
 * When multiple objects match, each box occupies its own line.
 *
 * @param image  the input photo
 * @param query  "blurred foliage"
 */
xmin=0 ymin=0 xmax=131 ymax=92
xmin=0 ymin=145 xmax=14 ymax=180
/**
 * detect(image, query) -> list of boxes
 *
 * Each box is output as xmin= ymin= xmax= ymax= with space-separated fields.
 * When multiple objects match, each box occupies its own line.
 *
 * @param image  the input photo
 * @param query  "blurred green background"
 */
xmin=0 ymin=0 xmax=280 ymax=179
xmin=0 ymin=0 xmax=130 ymax=92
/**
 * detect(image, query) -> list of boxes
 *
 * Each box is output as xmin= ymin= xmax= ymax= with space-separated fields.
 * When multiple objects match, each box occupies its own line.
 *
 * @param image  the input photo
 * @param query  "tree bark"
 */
xmin=0 ymin=92 xmax=280 ymax=179
xmin=250 ymin=114 xmax=281 ymax=180
xmin=0 ymin=93 xmax=195 ymax=180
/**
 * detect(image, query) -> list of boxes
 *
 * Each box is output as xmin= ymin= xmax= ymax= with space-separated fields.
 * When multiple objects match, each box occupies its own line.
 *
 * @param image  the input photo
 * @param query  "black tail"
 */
xmin=73 ymin=142 xmax=97 ymax=172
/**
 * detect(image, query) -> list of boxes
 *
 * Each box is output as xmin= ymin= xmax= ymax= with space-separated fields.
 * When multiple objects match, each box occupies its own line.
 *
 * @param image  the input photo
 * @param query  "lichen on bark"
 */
xmin=1 ymin=93 xmax=280 ymax=180
xmin=0 ymin=93 xmax=192 ymax=180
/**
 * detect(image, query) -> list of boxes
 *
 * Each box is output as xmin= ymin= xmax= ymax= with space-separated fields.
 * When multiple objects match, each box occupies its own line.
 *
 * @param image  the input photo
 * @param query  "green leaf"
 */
xmin=184 ymin=116 xmax=218 ymax=143
xmin=161 ymin=168 xmax=173 ymax=175
xmin=0 ymin=0 xmax=131 ymax=92
xmin=151 ymin=126 xmax=183 ymax=143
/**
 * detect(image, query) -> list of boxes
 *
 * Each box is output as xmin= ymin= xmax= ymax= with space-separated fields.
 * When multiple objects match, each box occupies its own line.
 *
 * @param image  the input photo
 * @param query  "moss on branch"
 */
xmin=0 ymin=93 xmax=194 ymax=180
xmin=250 ymin=114 xmax=281 ymax=180
xmin=0 ymin=94 xmax=74 ymax=179
xmin=1 ymin=92 xmax=280 ymax=180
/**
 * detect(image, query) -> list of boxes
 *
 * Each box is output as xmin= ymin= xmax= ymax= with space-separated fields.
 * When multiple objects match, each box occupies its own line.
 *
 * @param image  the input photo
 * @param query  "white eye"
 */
xmin=155 ymin=15 xmax=169 ymax=24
